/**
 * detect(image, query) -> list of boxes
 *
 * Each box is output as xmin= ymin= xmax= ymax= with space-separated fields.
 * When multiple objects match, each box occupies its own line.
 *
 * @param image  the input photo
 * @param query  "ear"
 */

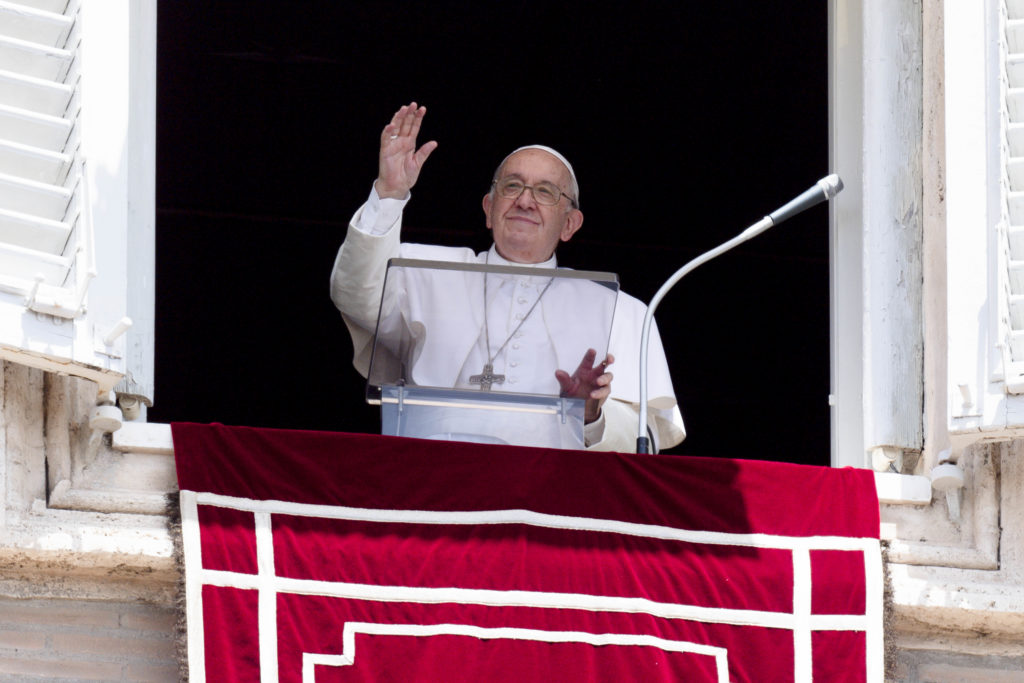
xmin=559 ymin=208 xmax=584 ymax=242
xmin=482 ymin=193 xmax=493 ymax=230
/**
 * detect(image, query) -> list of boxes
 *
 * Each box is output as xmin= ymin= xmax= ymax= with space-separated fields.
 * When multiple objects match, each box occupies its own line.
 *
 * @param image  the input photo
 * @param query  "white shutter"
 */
xmin=0 ymin=0 xmax=91 ymax=317
xmin=1001 ymin=1 xmax=1024 ymax=392
xmin=0 ymin=1 xmax=155 ymax=402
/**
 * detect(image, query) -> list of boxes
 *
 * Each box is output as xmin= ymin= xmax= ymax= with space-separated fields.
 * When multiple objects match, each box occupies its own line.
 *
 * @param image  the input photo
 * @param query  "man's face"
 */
xmin=482 ymin=149 xmax=584 ymax=264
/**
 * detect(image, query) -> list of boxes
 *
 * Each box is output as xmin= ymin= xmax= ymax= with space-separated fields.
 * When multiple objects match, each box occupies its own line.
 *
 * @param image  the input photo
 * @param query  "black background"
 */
xmin=151 ymin=1 xmax=830 ymax=465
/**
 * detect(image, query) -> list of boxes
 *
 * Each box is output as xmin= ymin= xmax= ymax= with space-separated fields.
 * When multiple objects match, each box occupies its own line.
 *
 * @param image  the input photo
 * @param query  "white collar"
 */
xmin=487 ymin=244 xmax=557 ymax=269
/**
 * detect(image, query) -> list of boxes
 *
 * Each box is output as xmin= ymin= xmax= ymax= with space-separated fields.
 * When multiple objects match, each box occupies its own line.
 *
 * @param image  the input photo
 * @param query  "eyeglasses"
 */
xmin=492 ymin=178 xmax=578 ymax=208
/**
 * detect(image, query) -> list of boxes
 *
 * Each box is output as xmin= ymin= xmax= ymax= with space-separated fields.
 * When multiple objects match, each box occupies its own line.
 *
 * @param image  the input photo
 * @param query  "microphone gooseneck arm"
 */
xmin=635 ymin=174 xmax=844 ymax=454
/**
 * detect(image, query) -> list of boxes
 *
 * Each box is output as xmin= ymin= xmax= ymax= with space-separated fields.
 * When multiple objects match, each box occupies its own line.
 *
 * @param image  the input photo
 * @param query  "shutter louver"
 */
xmin=1001 ymin=2 xmax=1024 ymax=392
xmin=0 ymin=0 xmax=88 ymax=318
xmin=0 ymin=1 xmax=155 ymax=400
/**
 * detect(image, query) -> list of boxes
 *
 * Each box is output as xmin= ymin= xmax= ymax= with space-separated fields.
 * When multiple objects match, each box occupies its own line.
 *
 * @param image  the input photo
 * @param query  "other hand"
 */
xmin=555 ymin=349 xmax=614 ymax=424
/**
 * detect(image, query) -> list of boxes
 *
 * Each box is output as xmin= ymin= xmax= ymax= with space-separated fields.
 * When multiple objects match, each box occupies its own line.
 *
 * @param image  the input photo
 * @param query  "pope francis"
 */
xmin=331 ymin=102 xmax=685 ymax=452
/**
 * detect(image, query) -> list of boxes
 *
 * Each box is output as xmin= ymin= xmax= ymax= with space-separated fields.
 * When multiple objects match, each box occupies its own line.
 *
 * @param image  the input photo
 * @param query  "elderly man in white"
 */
xmin=331 ymin=102 xmax=684 ymax=452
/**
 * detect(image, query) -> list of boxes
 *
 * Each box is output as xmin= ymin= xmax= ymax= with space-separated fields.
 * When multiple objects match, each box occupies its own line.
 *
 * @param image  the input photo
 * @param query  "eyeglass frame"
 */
xmin=491 ymin=177 xmax=579 ymax=210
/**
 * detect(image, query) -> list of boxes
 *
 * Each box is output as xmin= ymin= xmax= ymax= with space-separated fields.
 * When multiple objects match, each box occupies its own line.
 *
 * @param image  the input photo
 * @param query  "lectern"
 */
xmin=365 ymin=258 xmax=619 ymax=449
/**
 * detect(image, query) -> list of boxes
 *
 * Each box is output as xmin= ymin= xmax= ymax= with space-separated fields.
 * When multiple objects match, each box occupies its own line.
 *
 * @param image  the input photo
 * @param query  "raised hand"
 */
xmin=555 ymin=349 xmax=614 ymax=424
xmin=375 ymin=102 xmax=439 ymax=199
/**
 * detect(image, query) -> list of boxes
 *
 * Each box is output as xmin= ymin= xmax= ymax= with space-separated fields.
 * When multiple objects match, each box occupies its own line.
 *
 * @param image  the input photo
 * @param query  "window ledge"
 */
xmin=116 ymin=424 xmax=927 ymax=508
xmin=0 ymin=503 xmax=176 ymax=602
xmin=874 ymin=471 xmax=932 ymax=505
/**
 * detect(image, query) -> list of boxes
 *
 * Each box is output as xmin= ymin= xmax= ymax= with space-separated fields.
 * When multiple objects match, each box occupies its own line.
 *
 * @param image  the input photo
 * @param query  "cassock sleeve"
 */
xmin=587 ymin=294 xmax=686 ymax=452
xmin=330 ymin=201 xmax=403 ymax=377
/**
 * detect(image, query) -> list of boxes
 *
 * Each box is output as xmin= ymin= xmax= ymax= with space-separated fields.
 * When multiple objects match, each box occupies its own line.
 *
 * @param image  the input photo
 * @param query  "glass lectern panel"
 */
xmin=366 ymin=258 xmax=619 ymax=449
xmin=379 ymin=385 xmax=587 ymax=450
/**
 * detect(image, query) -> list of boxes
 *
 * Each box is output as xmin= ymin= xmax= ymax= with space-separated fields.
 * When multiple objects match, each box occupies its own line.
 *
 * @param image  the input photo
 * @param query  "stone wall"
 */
xmin=0 ymin=597 xmax=178 ymax=682
xmin=885 ymin=441 xmax=1024 ymax=678
xmin=890 ymin=649 xmax=1024 ymax=682
xmin=5 ymin=360 xmax=1024 ymax=680
xmin=0 ymin=361 xmax=178 ymax=681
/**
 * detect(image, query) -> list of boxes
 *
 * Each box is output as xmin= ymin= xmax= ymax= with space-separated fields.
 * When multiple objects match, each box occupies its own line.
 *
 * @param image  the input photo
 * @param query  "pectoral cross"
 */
xmin=469 ymin=363 xmax=505 ymax=391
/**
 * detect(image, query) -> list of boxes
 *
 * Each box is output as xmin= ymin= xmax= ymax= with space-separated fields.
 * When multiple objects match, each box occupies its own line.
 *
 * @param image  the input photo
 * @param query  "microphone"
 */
xmin=769 ymin=174 xmax=844 ymax=225
xmin=636 ymin=174 xmax=845 ymax=454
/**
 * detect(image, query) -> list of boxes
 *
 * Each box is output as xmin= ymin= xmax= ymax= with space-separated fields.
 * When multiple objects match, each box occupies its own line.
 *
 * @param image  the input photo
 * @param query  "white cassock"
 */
xmin=330 ymin=187 xmax=686 ymax=452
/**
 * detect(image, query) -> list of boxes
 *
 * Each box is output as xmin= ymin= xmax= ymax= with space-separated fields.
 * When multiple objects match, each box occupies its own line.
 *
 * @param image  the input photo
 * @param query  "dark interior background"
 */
xmin=151 ymin=1 xmax=830 ymax=464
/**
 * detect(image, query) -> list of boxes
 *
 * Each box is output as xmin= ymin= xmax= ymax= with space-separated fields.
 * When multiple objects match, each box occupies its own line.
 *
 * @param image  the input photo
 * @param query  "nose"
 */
xmin=514 ymin=186 xmax=538 ymax=209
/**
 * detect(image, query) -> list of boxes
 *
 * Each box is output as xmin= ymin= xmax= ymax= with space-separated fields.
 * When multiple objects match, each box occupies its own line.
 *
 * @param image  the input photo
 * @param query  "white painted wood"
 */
xmin=8 ymin=1 xmax=71 ymax=16
xmin=997 ymin=5 xmax=1024 ymax=404
xmin=1009 ymin=261 xmax=1024 ymax=294
xmin=0 ymin=139 xmax=71 ymax=183
xmin=0 ymin=34 xmax=71 ymax=80
xmin=0 ymin=211 xmax=69 ymax=255
xmin=0 ymin=68 xmax=73 ymax=115
xmin=861 ymin=0 xmax=924 ymax=460
xmin=829 ymin=0 xmax=867 ymax=467
xmin=1008 ymin=124 xmax=1024 ymax=159
xmin=1008 ymin=30 xmax=1024 ymax=373
xmin=0 ymin=240 xmax=67 ymax=281
xmin=832 ymin=0 xmax=927 ymax=467
xmin=1010 ymin=226 xmax=1024 ymax=256
xmin=0 ymin=297 xmax=122 ymax=394
xmin=1010 ymin=18 xmax=1024 ymax=51
xmin=1011 ymin=158 xmax=1024 ymax=190
xmin=0 ymin=171 xmax=70 ymax=219
xmin=0 ymin=1 xmax=155 ymax=396
xmin=1009 ymin=57 xmax=1024 ymax=87
xmin=943 ymin=0 xmax=1011 ymax=437
xmin=1008 ymin=89 xmax=1024 ymax=121
xmin=1011 ymin=302 xmax=1024 ymax=334
xmin=0 ymin=0 xmax=81 ymax=294
xmin=0 ymin=102 xmax=72 ymax=150
xmin=0 ymin=1 xmax=72 ymax=47
xmin=117 ymin=0 xmax=155 ymax=402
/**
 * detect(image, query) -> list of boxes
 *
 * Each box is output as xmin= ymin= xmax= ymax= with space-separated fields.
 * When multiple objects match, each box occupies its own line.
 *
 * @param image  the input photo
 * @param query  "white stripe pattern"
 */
xmin=302 ymin=622 xmax=731 ymax=682
xmin=193 ymin=491 xmax=879 ymax=551
xmin=181 ymin=490 xmax=883 ymax=682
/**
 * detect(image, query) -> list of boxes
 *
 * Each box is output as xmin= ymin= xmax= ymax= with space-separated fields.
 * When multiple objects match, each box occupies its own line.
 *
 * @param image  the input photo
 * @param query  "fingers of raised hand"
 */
xmin=382 ymin=106 xmax=404 ymax=140
xmin=414 ymin=140 xmax=439 ymax=166
xmin=383 ymin=102 xmax=424 ymax=140
xmin=406 ymin=104 xmax=427 ymax=138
